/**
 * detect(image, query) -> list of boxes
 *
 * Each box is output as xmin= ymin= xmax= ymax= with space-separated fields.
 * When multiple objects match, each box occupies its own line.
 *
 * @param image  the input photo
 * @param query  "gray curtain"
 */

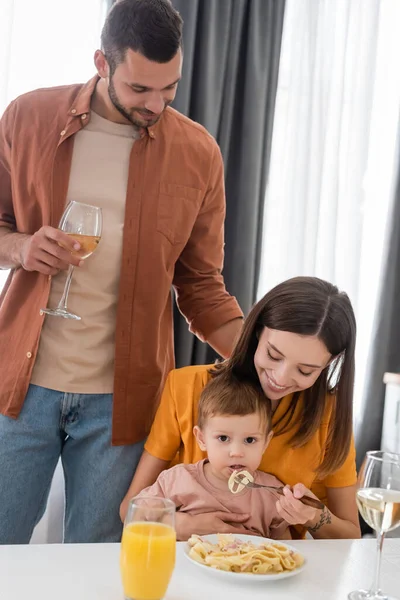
xmin=171 ymin=0 xmax=286 ymax=366
xmin=356 ymin=129 xmax=400 ymax=466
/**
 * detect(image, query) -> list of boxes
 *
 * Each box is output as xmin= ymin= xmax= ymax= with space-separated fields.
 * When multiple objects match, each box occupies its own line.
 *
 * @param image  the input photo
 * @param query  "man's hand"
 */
xmin=175 ymin=511 xmax=251 ymax=541
xmin=20 ymin=226 xmax=83 ymax=275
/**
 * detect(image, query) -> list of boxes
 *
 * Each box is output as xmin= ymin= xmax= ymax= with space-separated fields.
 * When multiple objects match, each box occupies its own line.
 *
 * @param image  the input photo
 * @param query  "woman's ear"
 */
xmin=326 ymin=352 xmax=342 ymax=368
xmin=193 ymin=425 xmax=207 ymax=451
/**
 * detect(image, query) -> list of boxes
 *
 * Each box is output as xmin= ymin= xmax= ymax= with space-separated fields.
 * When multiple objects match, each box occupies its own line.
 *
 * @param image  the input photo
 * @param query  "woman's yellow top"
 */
xmin=145 ymin=364 xmax=357 ymax=521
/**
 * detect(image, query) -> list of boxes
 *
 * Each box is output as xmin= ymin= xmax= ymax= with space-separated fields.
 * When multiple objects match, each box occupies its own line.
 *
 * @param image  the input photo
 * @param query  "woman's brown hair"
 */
xmin=211 ymin=276 xmax=356 ymax=477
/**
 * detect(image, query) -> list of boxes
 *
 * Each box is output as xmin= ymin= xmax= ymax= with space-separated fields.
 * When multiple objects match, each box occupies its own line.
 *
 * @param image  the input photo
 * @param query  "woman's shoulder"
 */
xmin=168 ymin=363 xmax=214 ymax=389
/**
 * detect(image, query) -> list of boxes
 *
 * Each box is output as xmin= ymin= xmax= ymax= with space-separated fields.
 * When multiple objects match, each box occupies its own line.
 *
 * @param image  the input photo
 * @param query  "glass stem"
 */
xmin=57 ymin=265 xmax=74 ymax=311
xmin=370 ymin=529 xmax=385 ymax=594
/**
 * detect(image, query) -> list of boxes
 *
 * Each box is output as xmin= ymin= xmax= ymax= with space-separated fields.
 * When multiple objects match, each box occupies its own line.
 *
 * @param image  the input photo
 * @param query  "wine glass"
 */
xmin=349 ymin=450 xmax=400 ymax=600
xmin=120 ymin=496 xmax=176 ymax=600
xmin=41 ymin=201 xmax=102 ymax=321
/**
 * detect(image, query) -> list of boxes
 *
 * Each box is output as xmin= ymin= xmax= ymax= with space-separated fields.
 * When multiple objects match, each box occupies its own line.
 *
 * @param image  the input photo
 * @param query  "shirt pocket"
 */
xmin=157 ymin=182 xmax=203 ymax=245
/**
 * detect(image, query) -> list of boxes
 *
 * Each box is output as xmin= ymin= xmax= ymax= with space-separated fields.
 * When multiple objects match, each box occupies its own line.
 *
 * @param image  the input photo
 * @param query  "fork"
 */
xmin=234 ymin=477 xmax=325 ymax=510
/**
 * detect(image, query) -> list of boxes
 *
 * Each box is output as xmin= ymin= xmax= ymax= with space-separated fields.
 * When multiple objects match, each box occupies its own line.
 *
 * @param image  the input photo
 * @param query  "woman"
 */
xmin=121 ymin=277 xmax=361 ymax=540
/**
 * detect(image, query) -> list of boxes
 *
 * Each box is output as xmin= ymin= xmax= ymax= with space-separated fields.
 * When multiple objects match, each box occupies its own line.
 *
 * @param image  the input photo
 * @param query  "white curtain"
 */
xmin=258 ymin=0 xmax=400 ymax=424
xmin=0 ymin=0 xmax=108 ymax=542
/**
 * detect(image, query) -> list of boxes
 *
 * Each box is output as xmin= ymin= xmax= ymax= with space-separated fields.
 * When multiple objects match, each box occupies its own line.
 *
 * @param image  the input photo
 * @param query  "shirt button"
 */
xmin=81 ymin=114 xmax=87 ymax=120
xmin=60 ymin=130 xmax=66 ymax=136
xmin=71 ymin=108 xmax=77 ymax=114
xmin=149 ymin=131 xmax=154 ymax=138
xmin=26 ymin=352 xmax=32 ymax=359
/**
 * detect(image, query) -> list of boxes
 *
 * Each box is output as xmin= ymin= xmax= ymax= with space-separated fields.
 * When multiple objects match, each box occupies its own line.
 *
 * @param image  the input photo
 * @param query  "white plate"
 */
xmin=184 ymin=533 xmax=306 ymax=582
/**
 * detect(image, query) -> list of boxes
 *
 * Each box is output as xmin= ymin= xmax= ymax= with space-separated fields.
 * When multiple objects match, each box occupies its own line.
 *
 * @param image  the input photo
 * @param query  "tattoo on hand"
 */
xmin=308 ymin=506 xmax=332 ymax=533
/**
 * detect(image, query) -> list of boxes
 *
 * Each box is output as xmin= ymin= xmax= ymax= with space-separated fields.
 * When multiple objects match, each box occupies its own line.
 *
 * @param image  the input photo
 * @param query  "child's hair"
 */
xmin=197 ymin=371 xmax=272 ymax=435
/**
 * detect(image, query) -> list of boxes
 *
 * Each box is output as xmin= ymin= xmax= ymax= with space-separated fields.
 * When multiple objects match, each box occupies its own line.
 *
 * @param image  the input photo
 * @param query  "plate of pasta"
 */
xmin=185 ymin=533 xmax=306 ymax=581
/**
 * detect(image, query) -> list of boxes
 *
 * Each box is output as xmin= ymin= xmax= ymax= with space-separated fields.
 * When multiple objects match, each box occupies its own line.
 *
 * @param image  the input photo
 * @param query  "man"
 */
xmin=0 ymin=0 xmax=243 ymax=543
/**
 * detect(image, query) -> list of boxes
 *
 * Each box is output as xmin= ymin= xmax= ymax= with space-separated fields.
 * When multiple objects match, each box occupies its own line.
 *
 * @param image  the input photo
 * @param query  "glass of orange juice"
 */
xmin=120 ymin=496 xmax=176 ymax=600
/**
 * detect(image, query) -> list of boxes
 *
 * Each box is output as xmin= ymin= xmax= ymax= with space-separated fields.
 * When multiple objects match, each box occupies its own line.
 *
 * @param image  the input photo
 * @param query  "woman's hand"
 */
xmin=175 ymin=511 xmax=251 ymax=541
xmin=276 ymin=483 xmax=328 ymax=528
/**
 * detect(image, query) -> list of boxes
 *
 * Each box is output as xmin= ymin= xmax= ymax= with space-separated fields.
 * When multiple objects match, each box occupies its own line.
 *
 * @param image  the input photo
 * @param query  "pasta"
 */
xmin=187 ymin=534 xmax=304 ymax=574
xmin=228 ymin=469 xmax=254 ymax=494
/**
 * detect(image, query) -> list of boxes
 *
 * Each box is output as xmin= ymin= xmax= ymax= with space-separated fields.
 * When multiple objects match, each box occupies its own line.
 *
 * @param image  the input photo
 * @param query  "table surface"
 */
xmin=0 ymin=539 xmax=399 ymax=599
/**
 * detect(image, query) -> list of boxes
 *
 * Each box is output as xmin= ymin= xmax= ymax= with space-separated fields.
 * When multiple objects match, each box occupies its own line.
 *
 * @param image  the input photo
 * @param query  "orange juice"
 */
xmin=120 ymin=522 xmax=176 ymax=600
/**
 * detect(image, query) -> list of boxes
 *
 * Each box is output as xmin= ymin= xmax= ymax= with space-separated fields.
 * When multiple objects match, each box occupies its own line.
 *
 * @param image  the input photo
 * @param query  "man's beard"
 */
xmin=108 ymin=77 xmax=164 ymax=129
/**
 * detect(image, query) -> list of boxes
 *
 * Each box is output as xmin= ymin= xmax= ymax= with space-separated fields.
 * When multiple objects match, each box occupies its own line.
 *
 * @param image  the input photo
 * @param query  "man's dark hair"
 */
xmin=101 ymin=0 xmax=183 ymax=74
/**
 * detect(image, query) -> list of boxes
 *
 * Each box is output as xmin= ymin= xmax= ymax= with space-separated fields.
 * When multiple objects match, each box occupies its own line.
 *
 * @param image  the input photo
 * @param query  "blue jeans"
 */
xmin=0 ymin=385 xmax=144 ymax=544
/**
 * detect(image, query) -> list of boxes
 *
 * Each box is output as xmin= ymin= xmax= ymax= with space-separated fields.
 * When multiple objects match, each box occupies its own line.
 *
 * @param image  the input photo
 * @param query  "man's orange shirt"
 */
xmin=0 ymin=78 xmax=242 ymax=444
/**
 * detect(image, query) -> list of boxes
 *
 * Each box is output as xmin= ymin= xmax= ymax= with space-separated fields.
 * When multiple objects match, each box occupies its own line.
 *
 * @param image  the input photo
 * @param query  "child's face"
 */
xmin=194 ymin=413 xmax=272 ymax=482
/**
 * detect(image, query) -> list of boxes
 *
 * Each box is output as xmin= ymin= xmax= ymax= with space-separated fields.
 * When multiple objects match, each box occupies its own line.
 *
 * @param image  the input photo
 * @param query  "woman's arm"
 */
xmin=276 ymin=483 xmax=361 ymax=539
xmin=120 ymin=451 xmax=170 ymax=521
xmin=307 ymin=485 xmax=360 ymax=539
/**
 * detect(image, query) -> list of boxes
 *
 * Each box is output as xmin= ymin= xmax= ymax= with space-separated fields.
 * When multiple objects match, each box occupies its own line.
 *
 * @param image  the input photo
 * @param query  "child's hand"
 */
xmin=175 ymin=511 xmax=251 ymax=541
xmin=275 ymin=483 xmax=323 ymax=526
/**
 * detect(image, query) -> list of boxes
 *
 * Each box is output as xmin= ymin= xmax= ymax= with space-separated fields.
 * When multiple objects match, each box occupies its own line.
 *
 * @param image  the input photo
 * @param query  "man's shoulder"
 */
xmin=11 ymin=82 xmax=85 ymax=112
xmin=162 ymin=107 xmax=219 ymax=149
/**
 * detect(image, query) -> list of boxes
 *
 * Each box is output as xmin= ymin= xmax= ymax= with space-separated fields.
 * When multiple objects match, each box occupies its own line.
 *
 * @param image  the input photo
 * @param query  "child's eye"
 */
xmin=218 ymin=435 xmax=229 ymax=442
xmin=245 ymin=437 xmax=257 ymax=444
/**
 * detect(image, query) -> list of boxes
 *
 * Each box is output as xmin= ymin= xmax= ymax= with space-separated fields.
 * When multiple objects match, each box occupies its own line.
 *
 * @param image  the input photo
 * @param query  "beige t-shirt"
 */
xmin=31 ymin=111 xmax=137 ymax=393
xmin=138 ymin=460 xmax=289 ymax=539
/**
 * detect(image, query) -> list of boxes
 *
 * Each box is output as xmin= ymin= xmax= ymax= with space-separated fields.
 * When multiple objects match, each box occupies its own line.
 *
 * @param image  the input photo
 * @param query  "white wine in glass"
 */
xmin=349 ymin=450 xmax=400 ymax=600
xmin=41 ymin=201 xmax=102 ymax=321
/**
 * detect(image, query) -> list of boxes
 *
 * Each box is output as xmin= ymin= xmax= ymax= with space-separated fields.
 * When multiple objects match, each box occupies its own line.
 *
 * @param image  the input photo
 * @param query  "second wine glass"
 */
xmin=349 ymin=450 xmax=400 ymax=600
xmin=41 ymin=201 xmax=102 ymax=321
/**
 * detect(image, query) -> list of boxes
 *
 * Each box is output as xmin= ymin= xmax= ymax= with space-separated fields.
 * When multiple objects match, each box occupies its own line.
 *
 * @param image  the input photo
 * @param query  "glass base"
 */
xmin=348 ymin=590 xmax=398 ymax=600
xmin=40 ymin=307 xmax=81 ymax=321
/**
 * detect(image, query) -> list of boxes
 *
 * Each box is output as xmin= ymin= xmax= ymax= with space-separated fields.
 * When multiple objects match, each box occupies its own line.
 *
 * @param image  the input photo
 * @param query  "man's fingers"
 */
xmin=26 ymin=248 xmax=69 ymax=273
xmin=42 ymin=227 xmax=81 ymax=252
xmin=20 ymin=227 xmax=85 ymax=274
xmin=32 ymin=259 xmax=60 ymax=276
xmin=40 ymin=237 xmax=83 ymax=268
xmin=33 ymin=231 xmax=83 ymax=268
xmin=34 ymin=248 xmax=69 ymax=271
